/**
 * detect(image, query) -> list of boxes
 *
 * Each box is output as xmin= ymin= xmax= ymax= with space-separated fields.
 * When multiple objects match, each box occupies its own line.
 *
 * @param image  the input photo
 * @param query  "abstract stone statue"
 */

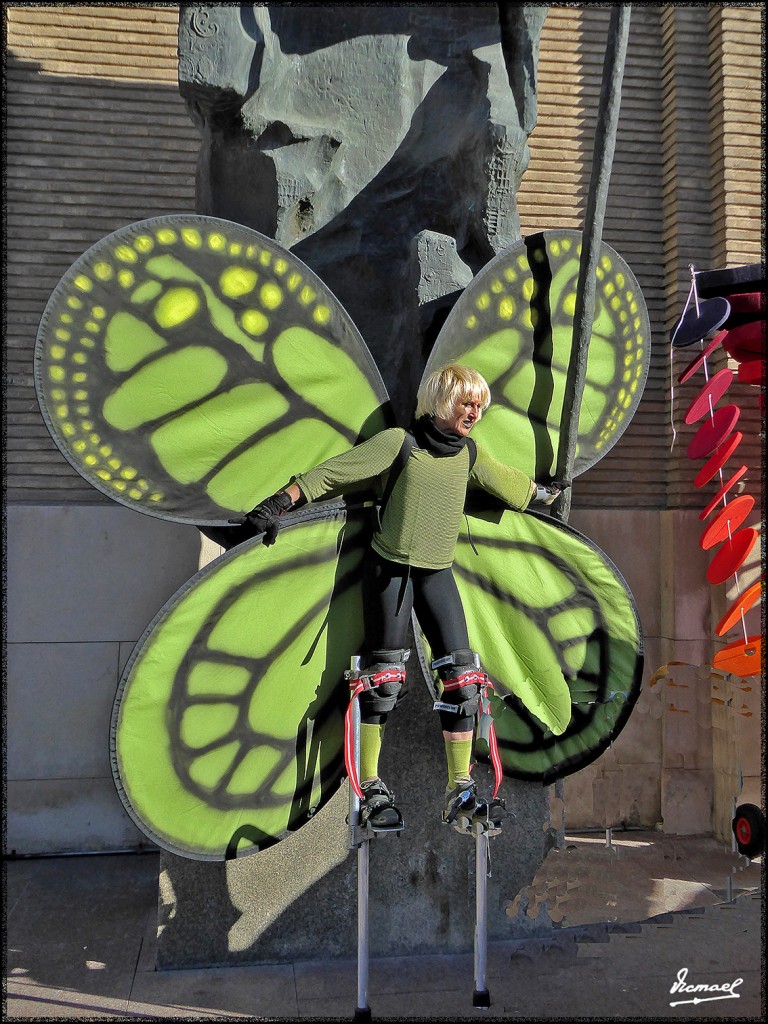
xmin=179 ymin=3 xmax=548 ymax=421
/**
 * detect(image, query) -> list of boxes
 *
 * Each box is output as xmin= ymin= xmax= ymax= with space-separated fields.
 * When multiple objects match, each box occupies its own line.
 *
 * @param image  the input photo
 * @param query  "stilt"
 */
xmin=354 ymin=837 xmax=372 ymax=1022
xmin=348 ymin=656 xmax=372 ymax=1023
xmin=346 ymin=655 xmax=405 ymax=1021
xmin=472 ymin=830 xmax=491 ymax=1008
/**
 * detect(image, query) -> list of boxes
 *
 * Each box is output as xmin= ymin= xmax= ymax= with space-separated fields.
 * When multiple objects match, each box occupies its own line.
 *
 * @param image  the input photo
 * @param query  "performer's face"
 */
xmin=434 ymin=396 xmax=482 ymax=437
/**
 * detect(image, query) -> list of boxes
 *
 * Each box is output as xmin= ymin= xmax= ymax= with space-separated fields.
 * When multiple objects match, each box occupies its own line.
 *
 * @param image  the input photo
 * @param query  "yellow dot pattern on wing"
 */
xmin=42 ymin=221 xmax=340 ymax=509
xmin=455 ymin=234 xmax=646 ymax=455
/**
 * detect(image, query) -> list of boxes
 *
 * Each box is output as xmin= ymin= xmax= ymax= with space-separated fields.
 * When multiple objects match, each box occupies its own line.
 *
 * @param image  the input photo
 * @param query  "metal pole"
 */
xmin=349 ymin=656 xmax=372 ymax=1023
xmin=553 ymin=4 xmax=632 ymax=524
xmin=356 ymin=839 xmax=371 ymax=1021
xmin=472 ymin=831 xmax=491 ymax=1008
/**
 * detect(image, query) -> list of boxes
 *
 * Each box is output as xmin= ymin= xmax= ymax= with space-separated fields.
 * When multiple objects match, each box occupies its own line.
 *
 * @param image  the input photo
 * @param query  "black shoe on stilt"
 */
xmin=360 ymin=778 xmax=404 ymax=831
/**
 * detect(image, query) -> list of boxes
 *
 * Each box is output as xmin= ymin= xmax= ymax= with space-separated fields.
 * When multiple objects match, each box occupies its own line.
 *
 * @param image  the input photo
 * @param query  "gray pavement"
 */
xmin=4 ymin=832 xmax=764 ymax=1021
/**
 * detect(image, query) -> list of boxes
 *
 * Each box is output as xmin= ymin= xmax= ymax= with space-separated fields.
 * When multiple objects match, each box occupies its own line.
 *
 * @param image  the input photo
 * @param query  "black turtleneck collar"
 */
xmin=411 ymin=415 xmax=467 ymax=456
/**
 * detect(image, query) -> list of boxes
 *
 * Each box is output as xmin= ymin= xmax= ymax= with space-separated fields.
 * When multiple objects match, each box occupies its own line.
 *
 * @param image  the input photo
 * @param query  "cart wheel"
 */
xmin=732 ymin=803 xmax=765 ymax=858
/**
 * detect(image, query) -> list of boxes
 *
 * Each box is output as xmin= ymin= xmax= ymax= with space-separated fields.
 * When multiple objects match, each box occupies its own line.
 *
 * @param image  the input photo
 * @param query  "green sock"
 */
xmin=444 ymin=736 xmax=473 ymax=789
xmin=359 ymin=723 xmax=385 ymax=781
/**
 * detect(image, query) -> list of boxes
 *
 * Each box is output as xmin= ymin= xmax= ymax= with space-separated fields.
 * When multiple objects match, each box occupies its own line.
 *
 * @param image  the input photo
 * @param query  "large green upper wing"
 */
xmin=423 ymin=230 xmax=651 ymax=481
xmin=111 ymin=505 xmax=370 ymax=861
xmin=35 ymin=215 xmax=390 ymax=525
xmin=413 ymin=228 xmax=648 ymax=779
xmin=416 ymin=506 xmax=643 ymax=783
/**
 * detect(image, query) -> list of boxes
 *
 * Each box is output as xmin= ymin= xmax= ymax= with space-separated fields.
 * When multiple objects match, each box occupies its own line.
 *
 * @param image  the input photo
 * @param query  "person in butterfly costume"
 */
xmin=246 ymin=364 xmax=562 ymax=834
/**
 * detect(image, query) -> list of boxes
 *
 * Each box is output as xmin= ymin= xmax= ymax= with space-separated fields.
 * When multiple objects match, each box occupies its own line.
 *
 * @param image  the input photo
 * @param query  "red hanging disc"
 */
xmin=723 ymin=291 xmax=763 ymax=315
xmin=686 ymin=405 xmax=741 ymax=460
xmin=715 ymin=580 xmax=763 ymax=636
xmin=684 ymin=368 xmax=734 ymax=424
xmin=677 ymin=330 xmax=728 ymax=385
xmin=693 ymin=431 xmax=743 ymax=487
xmin=712 ymin=636 xmax=762 ymax=678
xmin=699 ymin=494 xmax=755 ymax=550
xmin=699 ymin=466 xmax=748 ymax=520
xmin=706 ymin=527 xmax=758 ymax=585
xmin=738 ymin=359 xmax=764 ymax=386
xmin=721 ymin=320 xmax=763 ymax=361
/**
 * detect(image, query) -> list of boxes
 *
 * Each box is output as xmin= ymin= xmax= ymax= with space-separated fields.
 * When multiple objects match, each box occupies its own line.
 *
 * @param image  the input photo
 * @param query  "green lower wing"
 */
xmin=422 ymin=230 xmax=650 ymax=481
xmin=111 ymin=506 xmax=369 ymax=861
xmin=35 ymin=216 xmax=390 ymax=524
xmin=418 ymin=506 xmax=643 ymax=783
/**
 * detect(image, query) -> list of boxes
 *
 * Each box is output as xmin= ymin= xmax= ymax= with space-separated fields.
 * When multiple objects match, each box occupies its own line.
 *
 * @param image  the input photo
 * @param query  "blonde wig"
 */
xmin=415 ymin=364 xmax=491 ymax=422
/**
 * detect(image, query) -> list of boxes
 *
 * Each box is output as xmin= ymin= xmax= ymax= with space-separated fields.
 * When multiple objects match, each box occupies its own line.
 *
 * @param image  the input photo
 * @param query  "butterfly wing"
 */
xmin=35 ymin=215 xmax=390 ymax=525
xmin=110 ymin=506 xmax=370 ymax=861
xmin=423 ymin=230 xmax=650 ymax=481
xmin=415 ymin=506 xmax=643 ymax=783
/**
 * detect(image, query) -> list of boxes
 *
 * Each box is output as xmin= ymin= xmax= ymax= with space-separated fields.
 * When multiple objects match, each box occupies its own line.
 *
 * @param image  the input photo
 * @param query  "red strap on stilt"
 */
xmin=441 ymin=669 xmax=488 ymax=692
xmin=479 ymin=679 xmax=503 ymax=798
xmin=344 ymin=679 xmax=366 ymax=799
xmin=439 ymin=668 xmax=504 ymax=797
xmin=343 ymin=667 xmax=407 ymax=799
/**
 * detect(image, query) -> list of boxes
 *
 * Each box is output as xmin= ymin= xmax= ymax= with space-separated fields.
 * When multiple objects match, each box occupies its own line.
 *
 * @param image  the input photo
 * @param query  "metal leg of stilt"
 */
xmin=349 ymin=656 xmax=373 ymax=1023
xmin=472 ymin=830 xmax=491 ymax=1008
xmin=355 ymin=839 xmax=371 ymax=1021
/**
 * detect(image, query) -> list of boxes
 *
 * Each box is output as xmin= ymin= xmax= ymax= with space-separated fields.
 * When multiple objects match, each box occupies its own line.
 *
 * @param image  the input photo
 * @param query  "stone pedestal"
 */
xmin=156 ymin=675 xmax=553 ymax=967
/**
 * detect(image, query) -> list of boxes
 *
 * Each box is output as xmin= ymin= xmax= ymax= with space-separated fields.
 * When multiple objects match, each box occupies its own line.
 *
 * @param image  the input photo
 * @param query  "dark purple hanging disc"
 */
xmin=670 ymin=297 xmax=731 ymax=347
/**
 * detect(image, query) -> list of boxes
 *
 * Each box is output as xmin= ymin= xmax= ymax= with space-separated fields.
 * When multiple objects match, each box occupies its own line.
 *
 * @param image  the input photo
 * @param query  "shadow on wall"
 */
xmin=5 ymin=50 xmax=200 ymax=505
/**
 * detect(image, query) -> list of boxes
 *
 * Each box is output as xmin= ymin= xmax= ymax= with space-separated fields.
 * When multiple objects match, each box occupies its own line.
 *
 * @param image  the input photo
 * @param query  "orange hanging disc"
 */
xmin=715 ymin=580 xmax=763 ymax=636
xmin=713 ymin=636 xmax=762 ymax=678
xmin=706 ymin=527 xmax=758 ymax=585
xmin=699 ymin=465 xmax=748 ymax=520
xmin=699 ymin=494 xmax=755 ymax=550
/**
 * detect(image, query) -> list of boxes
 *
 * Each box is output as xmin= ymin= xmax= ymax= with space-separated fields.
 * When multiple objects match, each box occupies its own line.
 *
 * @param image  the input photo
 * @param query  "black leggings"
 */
xmin=361 ymin=551 xmax=471 ymax=728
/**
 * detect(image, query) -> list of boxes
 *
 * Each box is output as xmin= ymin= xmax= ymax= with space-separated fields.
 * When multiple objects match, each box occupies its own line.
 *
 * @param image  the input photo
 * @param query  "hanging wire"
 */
xmin=691 ymin=263 xmax=701 ymax=317
xmin=669 ymin=270 xmax=697 ymax=450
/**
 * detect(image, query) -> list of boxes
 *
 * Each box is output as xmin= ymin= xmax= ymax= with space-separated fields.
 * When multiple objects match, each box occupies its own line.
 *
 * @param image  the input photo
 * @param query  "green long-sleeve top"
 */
xmin=293 ymin=428 xmax=535 ymax=570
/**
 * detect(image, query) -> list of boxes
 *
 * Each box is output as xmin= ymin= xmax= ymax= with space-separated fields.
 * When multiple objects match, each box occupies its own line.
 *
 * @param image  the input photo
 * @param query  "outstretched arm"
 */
xmin=242 ymin=428 xmax=405 ymax=545
xmin=471 ymin=444 xmax=568 ymax=510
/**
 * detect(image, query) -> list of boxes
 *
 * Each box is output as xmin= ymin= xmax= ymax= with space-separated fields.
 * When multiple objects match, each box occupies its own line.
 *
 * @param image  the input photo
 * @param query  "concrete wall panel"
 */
xmin=7 ymin=641 xmax=120 ymax=780
xmin=5 ymin=505 xmax=201 ymax=855
xmin=6 ymin=505 xmax=200 ymax=644
xmin=6 ymin=779 xmax=147 ymax=857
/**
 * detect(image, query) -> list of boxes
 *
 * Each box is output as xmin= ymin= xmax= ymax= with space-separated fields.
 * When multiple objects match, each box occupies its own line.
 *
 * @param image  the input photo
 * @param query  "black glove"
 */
xmin=242 ymin=490 xmax=293 ymax=545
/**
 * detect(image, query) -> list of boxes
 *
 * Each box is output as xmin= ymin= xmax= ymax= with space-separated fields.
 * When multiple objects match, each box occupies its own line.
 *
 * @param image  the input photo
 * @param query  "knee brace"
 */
xmin=357 ymin=648 xmax=409 ymax=724
xmin=432 ymin=649 xmax=485 ymax=732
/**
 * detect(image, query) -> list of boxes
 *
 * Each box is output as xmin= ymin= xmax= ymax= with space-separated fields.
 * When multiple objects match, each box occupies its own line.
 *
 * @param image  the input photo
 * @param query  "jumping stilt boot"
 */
xmin=360 ymin=778 xmax=403 ymax=831
xmin=473 ymin=792 xmax=508 ymax=836
xmin=443 ymin=777 xmax=507 ymax=836
xmin=433 ymin=649 xmax=508 ymax=836
xmin=443 ymin=776 xmax=480 ymax=833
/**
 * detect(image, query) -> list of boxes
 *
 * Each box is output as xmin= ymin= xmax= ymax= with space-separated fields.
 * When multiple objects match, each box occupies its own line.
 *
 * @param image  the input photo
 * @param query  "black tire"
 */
xmin=732 ymin=803 xmax=765 ymax=858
